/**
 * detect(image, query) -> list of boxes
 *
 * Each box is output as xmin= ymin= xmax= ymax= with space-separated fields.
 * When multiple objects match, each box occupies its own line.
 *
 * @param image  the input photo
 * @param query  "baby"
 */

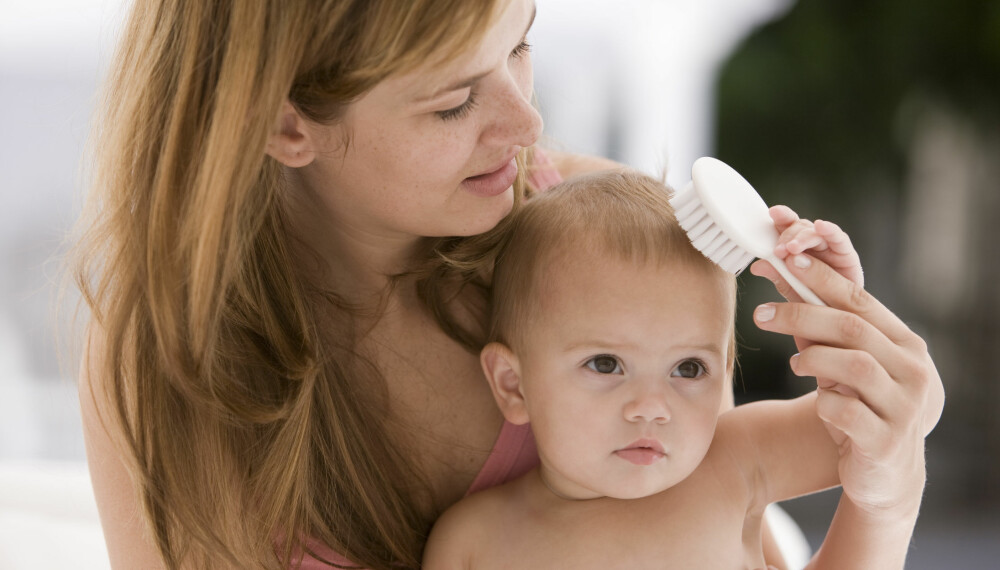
xmin=423 ymin=170 xmax=936 ymax=569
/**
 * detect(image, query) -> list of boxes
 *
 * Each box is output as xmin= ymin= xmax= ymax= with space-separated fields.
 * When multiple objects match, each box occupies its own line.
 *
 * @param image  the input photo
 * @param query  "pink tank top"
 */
xmin=296 ymin=422 xmax=538 ymax=569
xmin=527 ymin=146 xmax=564 ymax=192
xmin=295 ymin=149 xmax=561 ymax=569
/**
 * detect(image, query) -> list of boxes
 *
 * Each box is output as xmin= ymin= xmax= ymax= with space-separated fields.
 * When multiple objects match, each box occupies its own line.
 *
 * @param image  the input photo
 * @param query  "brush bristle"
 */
xmin=669 ymin=187 xmax=755 ymax=274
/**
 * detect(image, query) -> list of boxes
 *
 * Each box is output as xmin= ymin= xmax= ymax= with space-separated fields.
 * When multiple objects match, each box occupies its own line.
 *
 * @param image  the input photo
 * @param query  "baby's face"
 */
xmin=516 ymin=251 xmax=734 ymax=500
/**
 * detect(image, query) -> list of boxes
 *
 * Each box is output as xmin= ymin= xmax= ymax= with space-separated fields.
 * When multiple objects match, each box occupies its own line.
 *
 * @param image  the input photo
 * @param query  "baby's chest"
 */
xmin=489 ymin=488 xmax=763 ymax=569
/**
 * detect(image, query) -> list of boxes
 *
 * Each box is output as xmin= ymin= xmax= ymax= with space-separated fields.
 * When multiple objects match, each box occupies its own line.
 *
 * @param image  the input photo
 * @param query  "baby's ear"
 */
xmin=481 ymin=342 xmax=530 ymax=425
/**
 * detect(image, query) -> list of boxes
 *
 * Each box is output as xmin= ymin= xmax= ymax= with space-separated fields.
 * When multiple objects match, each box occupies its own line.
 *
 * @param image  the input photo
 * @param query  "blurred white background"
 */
xmin=1 ymin=1 xmax=128 ymax=567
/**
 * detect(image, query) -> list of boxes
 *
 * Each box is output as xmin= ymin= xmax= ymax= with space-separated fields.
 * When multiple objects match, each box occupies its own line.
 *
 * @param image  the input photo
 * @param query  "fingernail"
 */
xmin=755 ymin=304 xmax=775 ymax=322
xmin=792 ymin=254 xmax=811 ymax=269
xmin=790 ymin=353 xmax=800 ymax=371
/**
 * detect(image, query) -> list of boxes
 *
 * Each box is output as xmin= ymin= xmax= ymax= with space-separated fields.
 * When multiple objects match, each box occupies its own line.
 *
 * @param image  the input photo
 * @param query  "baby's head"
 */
xmin=483 ymin=170 xmax=737 ymax=500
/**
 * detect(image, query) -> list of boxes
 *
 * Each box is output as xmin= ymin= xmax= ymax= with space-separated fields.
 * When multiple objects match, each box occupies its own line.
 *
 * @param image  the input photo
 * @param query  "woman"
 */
xmin=75 ymin=0 xmax=941 ymax=568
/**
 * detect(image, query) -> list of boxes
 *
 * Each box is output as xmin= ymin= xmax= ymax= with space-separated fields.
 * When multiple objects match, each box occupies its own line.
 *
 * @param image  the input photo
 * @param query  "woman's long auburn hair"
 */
xmin=73 ymin=1 xmax=526 ymax=568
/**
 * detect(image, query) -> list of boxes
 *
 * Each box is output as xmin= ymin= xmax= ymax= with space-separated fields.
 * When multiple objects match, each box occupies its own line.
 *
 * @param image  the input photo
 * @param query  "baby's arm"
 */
xmin=744 ymin=251 xmax=941 ymax=569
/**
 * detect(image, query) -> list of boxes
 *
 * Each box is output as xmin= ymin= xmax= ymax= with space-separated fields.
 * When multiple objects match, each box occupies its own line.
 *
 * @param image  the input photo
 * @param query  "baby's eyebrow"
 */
xmin=677 ymin=343 xmax=726 ymax=355
xmin=561 ymin=340 xmax=725 ymax=356
xmin=561 ymin=339 xmax=636 ymax=353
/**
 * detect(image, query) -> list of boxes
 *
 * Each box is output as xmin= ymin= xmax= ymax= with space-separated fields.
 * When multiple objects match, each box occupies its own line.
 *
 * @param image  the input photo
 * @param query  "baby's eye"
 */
xmin=585 ymin=355 xmax=623 ymax=375
xmin=671 ymin=359 xmax=707 ymax=379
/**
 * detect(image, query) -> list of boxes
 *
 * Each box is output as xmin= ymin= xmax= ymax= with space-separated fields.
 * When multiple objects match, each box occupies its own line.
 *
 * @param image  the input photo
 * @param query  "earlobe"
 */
xmin=481 ymin=342 xmax=530 ymax=425
xmin=265 ymin=100 xmax=317 ymax=168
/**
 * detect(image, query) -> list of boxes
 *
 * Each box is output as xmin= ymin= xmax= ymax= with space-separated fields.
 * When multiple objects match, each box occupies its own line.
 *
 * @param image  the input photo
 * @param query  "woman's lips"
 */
xmin=462 ymin=158 xmax=518 ymax=197
xmin=614 ymin=439 xmax=666 ymax=466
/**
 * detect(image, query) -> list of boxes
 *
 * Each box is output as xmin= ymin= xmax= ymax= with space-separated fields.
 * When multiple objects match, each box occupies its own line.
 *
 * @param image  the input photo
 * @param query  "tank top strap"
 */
xmin=526 ymin=146 xmax=564 ymax=192
xmin=465 ymin=421 xmax=539 ymax=496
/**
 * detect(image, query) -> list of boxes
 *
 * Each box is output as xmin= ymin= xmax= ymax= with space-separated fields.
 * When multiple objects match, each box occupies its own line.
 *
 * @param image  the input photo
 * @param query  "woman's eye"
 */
xmin=436 ymin=40 xmax=528 ymax=122
xmin=671 ymin=359 xmax=707 ymax=379
xmin=511 ymin=40 xmax=532 ymax=59
xmin=585 ymin=355 xmax=623 ymax=375
xmin=436 ymin=93 xmax=478 ymax=121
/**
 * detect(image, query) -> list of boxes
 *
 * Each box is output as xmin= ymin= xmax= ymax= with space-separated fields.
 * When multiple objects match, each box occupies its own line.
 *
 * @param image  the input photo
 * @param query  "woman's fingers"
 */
xmin=756 ymin=252 xmax=922 ymax=351
xmin=755 ymin=252 xmax=944 ymax=435
xmin=811 ymin=219 xmax=864 ymax=287
xmin=814 ymin=387 xmax=890 ymax=452
xmin=770 ymin=206 xmax=816 ymax=259
xmin=750 ymin=259 xmax=808 ymax=308
xmin=766 ymin=207 xmax=864 ymax=288
xmin=814 ymin=219 xmax=853 ymax=256
xmin=791 ymin=346 xmax=913 ymax=425
xmin=769 ymin=204 xmax=800 ymax=233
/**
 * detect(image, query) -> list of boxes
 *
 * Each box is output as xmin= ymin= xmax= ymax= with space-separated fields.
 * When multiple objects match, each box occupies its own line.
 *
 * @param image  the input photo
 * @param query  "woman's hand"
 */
xmin=754 ymin=205 xmax=863 ymax=289
xmin=751 ymin=251 xmax=944 ymax=519
xmin=751 ymin=206 xmax=862 ymax=352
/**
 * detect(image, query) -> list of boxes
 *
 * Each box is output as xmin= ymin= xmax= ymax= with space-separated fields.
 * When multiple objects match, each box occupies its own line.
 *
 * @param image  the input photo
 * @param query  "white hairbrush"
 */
xmin=669 ymin=157 xmax=825 ymax=306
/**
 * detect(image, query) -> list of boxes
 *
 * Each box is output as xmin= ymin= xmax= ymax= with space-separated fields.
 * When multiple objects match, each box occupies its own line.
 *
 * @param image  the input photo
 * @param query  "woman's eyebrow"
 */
xmin=415 ymin=3 xmax=537 ymax=103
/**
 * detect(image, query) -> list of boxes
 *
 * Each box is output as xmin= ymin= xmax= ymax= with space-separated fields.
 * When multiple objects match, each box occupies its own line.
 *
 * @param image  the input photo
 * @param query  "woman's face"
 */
xmin=299 ymin=0 xmax=542 ymax=243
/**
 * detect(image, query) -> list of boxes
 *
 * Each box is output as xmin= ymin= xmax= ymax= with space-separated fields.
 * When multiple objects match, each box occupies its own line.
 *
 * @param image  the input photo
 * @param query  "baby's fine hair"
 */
xmin=489 ymin=169 xmax=736 ymax=350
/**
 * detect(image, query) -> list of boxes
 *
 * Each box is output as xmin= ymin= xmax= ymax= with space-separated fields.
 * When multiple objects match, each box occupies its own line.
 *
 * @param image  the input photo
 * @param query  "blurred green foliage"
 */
xmin=718 ymin=0 xmax=1000 ymax=511
xmin=718 ymin=0 xmax=999 ymax=208
xmin=718 ymin=0 xmax=1000 ymax=399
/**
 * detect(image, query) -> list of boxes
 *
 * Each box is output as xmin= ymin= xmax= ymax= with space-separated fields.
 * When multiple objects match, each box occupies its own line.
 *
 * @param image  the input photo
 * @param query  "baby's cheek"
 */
xmin=691 ymin=407 xmax=723 ymax=452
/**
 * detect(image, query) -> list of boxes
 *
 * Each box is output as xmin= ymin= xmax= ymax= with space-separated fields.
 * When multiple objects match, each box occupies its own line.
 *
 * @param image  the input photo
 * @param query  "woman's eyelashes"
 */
xmin=435 ymin=41 xmax=531 ymax=121
xmin=436 ymin=93 xmax=478 ymax=121
xmin=511 ymin=39 xmax=532 ymax=59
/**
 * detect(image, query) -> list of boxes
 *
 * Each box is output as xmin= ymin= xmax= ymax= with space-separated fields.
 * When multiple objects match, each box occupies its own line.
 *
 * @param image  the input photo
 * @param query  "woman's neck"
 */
xmin=282 ymin=172 xmax=426 ymax=304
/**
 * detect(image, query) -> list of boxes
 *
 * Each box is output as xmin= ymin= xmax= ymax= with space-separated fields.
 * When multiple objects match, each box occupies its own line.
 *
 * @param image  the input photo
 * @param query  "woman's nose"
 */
xmin=623 ymin=384 xmax=672 ymax=424
xmin=482 ymin=73 xmax=542 ymax=149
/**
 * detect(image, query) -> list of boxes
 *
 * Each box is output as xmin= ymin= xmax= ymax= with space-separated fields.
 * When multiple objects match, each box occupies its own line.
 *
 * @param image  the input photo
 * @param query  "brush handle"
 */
xmin=761 ymin=254 xmax=826 ymax=306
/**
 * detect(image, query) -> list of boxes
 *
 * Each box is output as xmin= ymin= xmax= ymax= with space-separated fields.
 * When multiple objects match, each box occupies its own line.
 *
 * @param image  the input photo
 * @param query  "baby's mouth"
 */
xmin=614 ymin=439 xmax=666 ymax=466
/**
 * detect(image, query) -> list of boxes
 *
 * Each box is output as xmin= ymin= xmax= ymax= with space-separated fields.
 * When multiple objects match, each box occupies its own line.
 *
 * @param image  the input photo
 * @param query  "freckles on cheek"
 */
xmin=397 ymin=131 xmax=465 ymax=182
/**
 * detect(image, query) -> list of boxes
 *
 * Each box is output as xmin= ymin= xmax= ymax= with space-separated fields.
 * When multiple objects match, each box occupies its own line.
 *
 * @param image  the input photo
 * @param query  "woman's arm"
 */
xmin=806 ymin=493 xmax=920 ymax=570
xmin=79 ymin=327 xmax=167 ymax=569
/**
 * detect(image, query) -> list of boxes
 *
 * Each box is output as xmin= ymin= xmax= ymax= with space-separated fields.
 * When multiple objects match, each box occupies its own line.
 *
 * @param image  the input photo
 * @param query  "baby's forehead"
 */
xmin=521 ymin=247 xmax=735 ymax=344
xmin=537 ymin=236 xmax=717 ymax=281
xmin=531 ymin=241 xmax=732 ymax=306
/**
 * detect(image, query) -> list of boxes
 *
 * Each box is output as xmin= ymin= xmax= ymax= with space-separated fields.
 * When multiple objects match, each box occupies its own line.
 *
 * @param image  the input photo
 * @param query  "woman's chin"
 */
xmin=448 ymin=189 xmax=515 ymax=237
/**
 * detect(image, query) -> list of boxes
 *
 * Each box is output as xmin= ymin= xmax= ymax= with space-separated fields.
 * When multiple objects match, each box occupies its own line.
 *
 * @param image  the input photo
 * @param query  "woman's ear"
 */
xmin=265 ymin=100 xmax=317 ymax=168
xmin=481 ymin=342 xmax=530 ymax=425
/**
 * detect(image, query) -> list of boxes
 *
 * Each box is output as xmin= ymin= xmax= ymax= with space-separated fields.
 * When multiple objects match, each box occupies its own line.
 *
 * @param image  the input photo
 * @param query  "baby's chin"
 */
xmin=576 ymin=471 xmax=680 ymax=500
xmin=600 ymin=480 xmax=674 ymax=500
xmin=542 ymin=465 xmax=683 ymax=500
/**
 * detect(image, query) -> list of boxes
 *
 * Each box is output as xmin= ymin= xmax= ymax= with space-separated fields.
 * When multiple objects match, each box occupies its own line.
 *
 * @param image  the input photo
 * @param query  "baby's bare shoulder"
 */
xmin=424 ymin=481 xmax=528 ymax=568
